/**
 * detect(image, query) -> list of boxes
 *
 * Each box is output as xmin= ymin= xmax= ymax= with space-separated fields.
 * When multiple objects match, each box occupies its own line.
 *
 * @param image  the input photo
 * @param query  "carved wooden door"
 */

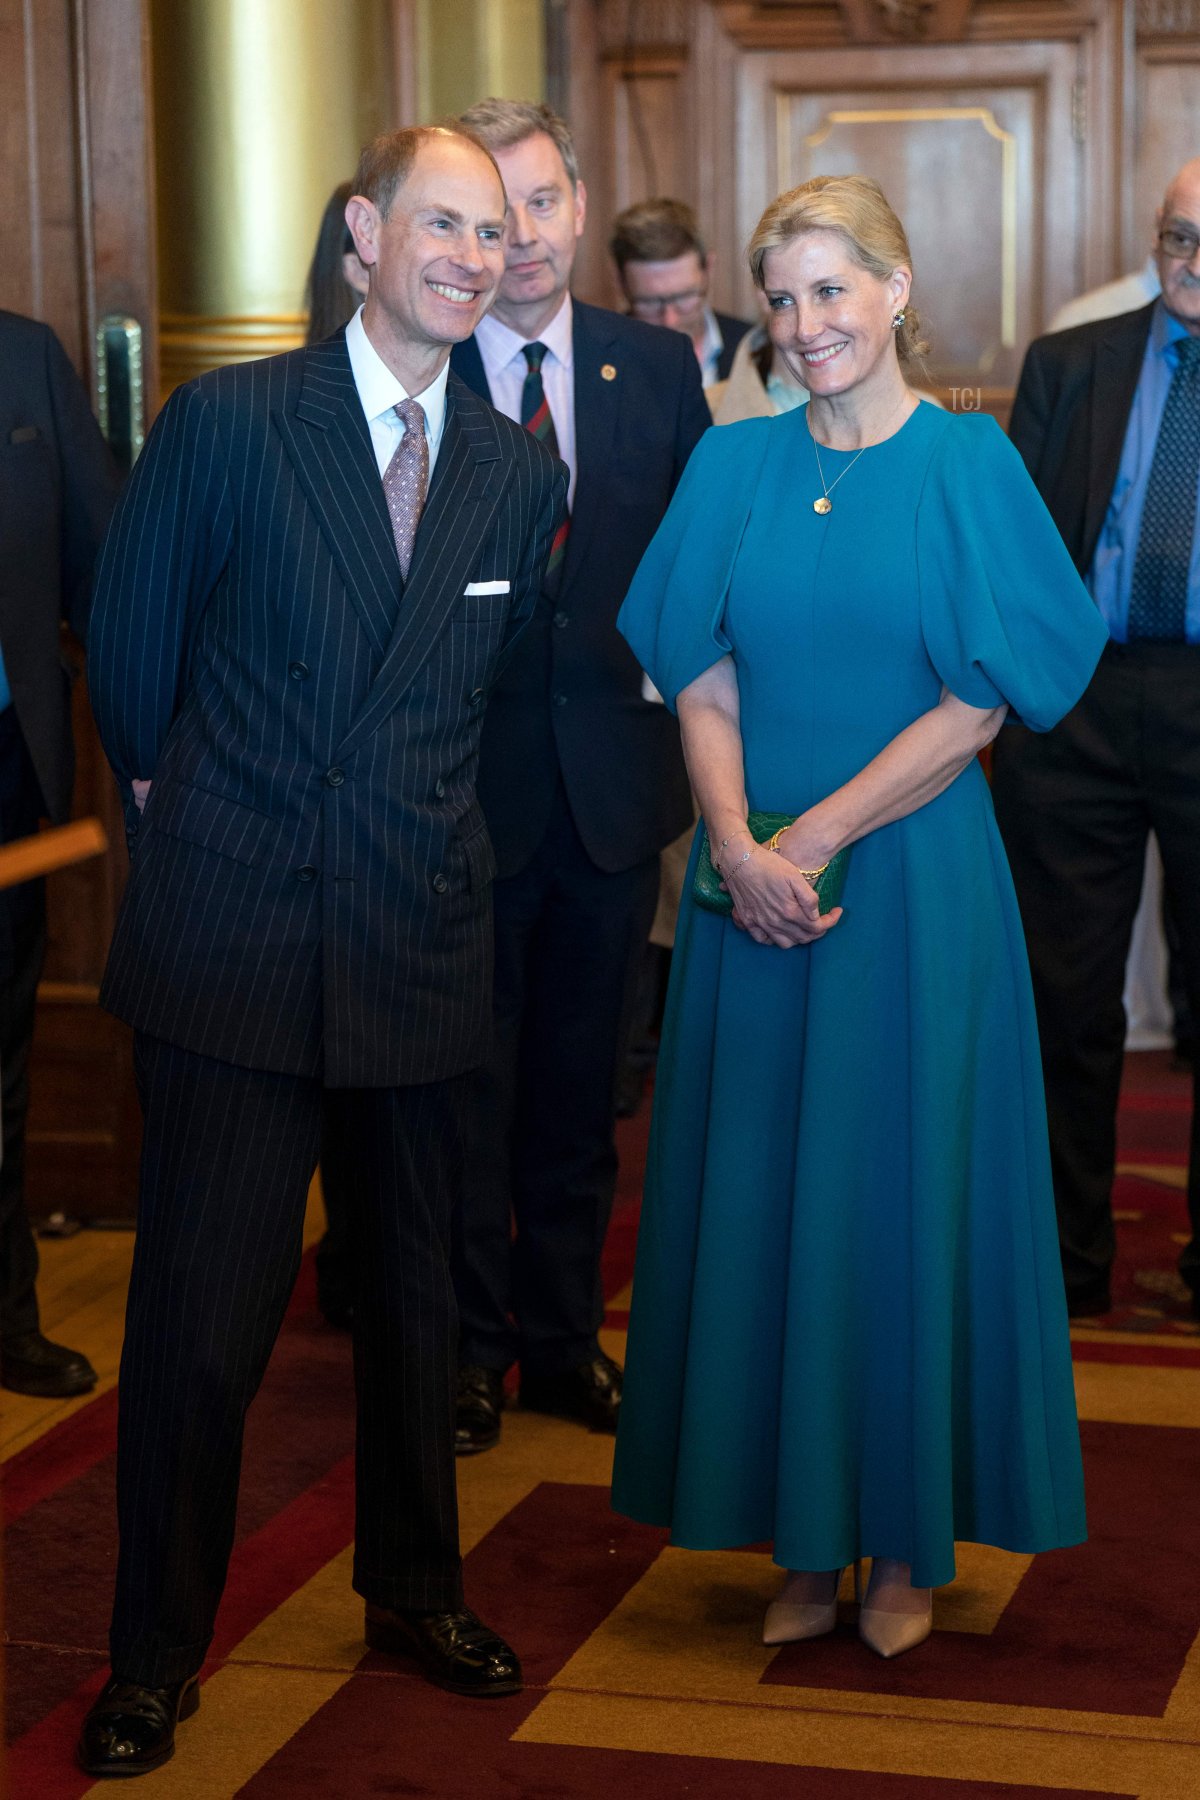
xmin=0 ymin=0 xmax=157 ymax=1221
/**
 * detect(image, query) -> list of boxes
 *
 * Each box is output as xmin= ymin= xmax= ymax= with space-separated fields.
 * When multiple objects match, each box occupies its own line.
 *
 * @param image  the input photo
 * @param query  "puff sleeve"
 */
xmin=617 ymin=421 xmax=772 ymax=714
xmin=916 ymin=413 xmax=1108 ymax=732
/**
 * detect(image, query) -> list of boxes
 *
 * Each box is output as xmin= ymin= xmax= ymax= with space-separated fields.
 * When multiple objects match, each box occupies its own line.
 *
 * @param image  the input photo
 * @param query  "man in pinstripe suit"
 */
xmin=77 ymin=127 xmax=566 ymax=1778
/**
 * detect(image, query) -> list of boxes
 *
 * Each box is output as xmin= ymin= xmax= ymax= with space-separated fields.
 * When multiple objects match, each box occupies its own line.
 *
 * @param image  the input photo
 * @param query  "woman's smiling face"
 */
xmin=761 ymin=229 xmax=910 ymax=398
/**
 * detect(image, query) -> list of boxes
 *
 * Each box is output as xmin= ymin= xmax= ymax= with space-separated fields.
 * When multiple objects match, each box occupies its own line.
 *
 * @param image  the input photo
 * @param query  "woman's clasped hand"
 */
xmin=723 ymin=830 xmax=841 ymax=946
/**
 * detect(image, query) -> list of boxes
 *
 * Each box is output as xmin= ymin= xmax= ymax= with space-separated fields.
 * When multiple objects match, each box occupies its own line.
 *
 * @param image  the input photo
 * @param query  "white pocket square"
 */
xmin=464 ymin=580 xmax=510 ymax=596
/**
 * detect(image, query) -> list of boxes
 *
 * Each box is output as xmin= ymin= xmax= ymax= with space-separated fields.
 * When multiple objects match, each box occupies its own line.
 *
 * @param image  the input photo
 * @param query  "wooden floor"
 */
xmin=0 ymin=1179 xmax=326 ymax=1465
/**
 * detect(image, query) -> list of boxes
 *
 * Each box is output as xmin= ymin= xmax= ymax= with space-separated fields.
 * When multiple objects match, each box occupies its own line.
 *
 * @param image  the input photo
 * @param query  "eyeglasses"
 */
xmin=1158 ymin=226 xmax=1200 ymax=262
xmin=627 ymin=286 xmax=708 ymax=319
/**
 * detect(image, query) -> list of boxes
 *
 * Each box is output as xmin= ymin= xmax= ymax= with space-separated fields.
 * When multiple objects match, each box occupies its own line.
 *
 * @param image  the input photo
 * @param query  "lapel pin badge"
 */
xmin=600 ymin=363 xmax=617 ymax=381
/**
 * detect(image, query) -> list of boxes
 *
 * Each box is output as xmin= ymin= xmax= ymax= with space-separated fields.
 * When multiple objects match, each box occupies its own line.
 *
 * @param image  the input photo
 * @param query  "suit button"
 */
xmin=432 ymin=872 xmax=448 ymax=894
xmin=296 ymin=864 xmax=317 ymax=882
xmin=325 ymin=766 xmax=345 ymax=787
xmin=553 ymin=691 xmax=567 ymax=707
xmin=552 ymin=610 xmax=568 ymax=629
xmin=468 ymin=687 xmax=485 ymax=706
xmin=435 ymin=779 xmax=446 ymax=799
xmin=289 ymin=661 xmax=310 ymax=680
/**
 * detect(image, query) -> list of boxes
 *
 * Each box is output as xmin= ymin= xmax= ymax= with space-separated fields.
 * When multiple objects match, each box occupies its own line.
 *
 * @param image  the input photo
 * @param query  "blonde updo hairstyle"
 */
xmin=748 ymin=174 xmax=929 ymax=367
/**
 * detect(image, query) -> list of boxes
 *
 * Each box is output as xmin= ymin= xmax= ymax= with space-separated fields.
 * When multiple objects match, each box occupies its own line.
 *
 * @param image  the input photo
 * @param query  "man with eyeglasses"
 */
xmin=992 ymin=157 xmax=1200 ymax=1324
xmin=610 ymin=198 xmax=750 ymax=388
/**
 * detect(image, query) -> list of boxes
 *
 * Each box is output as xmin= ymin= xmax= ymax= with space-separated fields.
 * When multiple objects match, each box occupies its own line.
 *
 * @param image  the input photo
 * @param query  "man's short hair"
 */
xmin=610 ymin=199 xmax=708 ymax=272
xmin=352 ymin=124 xmax=501 ymax=218
xmin=456 ymin=98 xmax=580 ymax=188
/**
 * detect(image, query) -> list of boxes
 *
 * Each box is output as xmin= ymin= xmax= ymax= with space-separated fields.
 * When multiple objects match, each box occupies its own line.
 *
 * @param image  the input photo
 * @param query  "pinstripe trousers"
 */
xmin=112 ymin=1034 xmax=465 ymax=1687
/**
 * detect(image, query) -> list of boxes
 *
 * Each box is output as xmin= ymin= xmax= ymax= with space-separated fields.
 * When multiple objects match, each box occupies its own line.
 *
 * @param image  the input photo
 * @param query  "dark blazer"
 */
xmin=713 ymin=310 xmax=752 ymax=383
xmin=1008 ymin=302 xmax=1155 ymax=575
xmin=0 ymin=311 xmax=118 ymax=822
xmin=450 ymin=299 xmax=710 ymax=877
xmin=89 ymin=333 xmax=566 ymax=1086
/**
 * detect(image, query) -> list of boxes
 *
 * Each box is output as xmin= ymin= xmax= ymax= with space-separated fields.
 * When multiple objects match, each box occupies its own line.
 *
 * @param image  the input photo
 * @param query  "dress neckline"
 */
xmin=804 ymin=396 xmax=928 ymax=456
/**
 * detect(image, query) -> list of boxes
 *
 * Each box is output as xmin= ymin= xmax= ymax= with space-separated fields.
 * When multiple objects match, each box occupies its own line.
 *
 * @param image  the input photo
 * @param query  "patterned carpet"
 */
xmin=4 ymin=1051 xmax=1199 ymax=1799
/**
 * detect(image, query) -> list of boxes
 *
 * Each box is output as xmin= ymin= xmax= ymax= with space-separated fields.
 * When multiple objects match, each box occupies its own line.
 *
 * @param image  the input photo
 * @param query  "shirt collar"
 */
xmin=344 ymin=305 xmax=449 ymax=445
xmin=1149 ymin=295 xmax=1196 ymax=361
xmin=476 ymin=292 xmax=575 ymax=377
xmin=699 ymin=307 xmax=725 ymax=379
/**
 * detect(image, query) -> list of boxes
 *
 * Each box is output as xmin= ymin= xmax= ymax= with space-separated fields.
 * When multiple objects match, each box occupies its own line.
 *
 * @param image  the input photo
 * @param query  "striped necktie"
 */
xmin=521 ymin=341 xmax=569 ymax=586
xmin=1128 ymin=334 xmax=1200 ymax=642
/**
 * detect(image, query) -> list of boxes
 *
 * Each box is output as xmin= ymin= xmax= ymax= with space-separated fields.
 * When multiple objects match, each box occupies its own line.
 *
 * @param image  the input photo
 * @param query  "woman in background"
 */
xmin=305 ymin=180 xmax=369 ymax=345
xmin=611 ymin=176 xmax=1106 ymax=1658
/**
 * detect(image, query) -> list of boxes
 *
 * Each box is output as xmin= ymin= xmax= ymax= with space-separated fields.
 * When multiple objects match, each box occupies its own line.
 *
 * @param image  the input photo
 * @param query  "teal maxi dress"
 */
xmin=610 ymin=403 xmax=1108 ymax=1589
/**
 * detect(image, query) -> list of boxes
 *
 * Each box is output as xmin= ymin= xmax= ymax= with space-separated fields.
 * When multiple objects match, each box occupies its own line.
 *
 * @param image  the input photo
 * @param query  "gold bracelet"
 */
xmin=767 ymin=828 xmax=828 ymax=884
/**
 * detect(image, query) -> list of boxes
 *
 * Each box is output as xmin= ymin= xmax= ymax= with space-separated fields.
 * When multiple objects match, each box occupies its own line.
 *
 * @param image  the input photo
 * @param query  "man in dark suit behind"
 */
xmin=445 ymin=100 xmax=710 ymax=1456
xmin=0 ymin=312 xmax=117 ymax=1397
xmin=78 ymin=127 xmax=565 ymax=1778
xmin=992 ymin=156 xmax=1200 ymax=1321
xmin=610 ymin=196 xmax=751 ymax=386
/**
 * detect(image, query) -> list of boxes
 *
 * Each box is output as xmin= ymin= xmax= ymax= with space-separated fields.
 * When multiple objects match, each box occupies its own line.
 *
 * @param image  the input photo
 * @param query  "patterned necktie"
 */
xmin=382 ymin=397 xmax=428 ymax=580
xmin=521 ymin=342 xmax=569 ymax=587
xmin=1128 ymin=334 xmax=1200 ymax=642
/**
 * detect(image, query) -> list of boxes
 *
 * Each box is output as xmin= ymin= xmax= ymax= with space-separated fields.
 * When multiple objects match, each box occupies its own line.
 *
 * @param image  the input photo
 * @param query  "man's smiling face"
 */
xmin=352 ymin=134 xmax=507 ymax=357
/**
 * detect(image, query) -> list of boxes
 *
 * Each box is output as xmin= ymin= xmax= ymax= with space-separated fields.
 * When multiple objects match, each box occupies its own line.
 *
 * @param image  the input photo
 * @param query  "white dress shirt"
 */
xmin=475 ymin=294 xmax=577 ymax=510
xmin=697 ymin=307 xmax=726 ymax=389
xmin=345 ymin=305 xmax=449 ymax=478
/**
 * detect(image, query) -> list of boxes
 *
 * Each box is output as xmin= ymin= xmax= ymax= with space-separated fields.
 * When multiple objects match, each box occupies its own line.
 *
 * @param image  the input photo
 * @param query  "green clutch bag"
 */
xmin=693 ymin=813 xmax=851 ymax=917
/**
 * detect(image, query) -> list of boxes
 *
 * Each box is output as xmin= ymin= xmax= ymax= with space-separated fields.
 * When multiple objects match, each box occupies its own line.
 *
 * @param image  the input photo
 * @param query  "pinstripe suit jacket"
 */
xmin=89 ymin=332 xmax=566 ymax=1086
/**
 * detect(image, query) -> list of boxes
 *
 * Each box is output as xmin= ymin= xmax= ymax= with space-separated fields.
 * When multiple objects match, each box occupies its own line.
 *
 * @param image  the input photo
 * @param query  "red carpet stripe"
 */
xmin=6 ymin=1454 xmax=357 ymax=1800
xmin=3 ymin=1388 xmax=118 ymax=1526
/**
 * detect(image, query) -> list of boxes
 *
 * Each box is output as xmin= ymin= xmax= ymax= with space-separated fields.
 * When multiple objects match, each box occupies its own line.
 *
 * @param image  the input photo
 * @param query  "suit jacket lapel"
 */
xmin=1084 ymin=302 xmax=1155 ymax=569
xmin=274 ymin=334 xmax=400 ymax=659
xmin=337 ymin=377 xmax=510 ymax=756
xmin=560 ymin=302 xmax=620 ymax=594
xmin=449 ymin=334 xmax=493 ymax=405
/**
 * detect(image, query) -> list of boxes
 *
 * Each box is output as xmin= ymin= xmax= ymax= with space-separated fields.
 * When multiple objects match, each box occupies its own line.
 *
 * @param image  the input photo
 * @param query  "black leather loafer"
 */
xmin=364 ymin=1604 xmax=522 ymax=1696
xmin=455 ymin=1364 xmax=505 ymax=1455
xmin=77 ymin=1673 xmax=200 ymax=1776
xmin=520 ymin=1353 xmax=622 ymax=1432
xmin=1065 ymin=1286 xmax=1113 ymax=1320
xmin=2 ymin=1330 xmax=97 ymax=1398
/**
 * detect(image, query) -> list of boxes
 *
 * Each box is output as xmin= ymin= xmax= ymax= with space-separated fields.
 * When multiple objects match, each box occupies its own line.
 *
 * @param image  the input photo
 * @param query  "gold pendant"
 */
xmin=814 ymin=496 xmax=832 ymax=515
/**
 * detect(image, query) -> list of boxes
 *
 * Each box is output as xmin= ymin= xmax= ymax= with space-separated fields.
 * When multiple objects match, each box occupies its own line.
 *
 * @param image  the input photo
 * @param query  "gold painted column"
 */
xmin=151 ymin=0 xmax=392 ymax=395
xmin=416 ymin=0 xmax=545 ymax=120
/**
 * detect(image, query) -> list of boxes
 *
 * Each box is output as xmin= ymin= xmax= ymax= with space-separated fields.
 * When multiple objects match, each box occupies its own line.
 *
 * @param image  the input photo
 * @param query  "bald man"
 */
xmin=992 ymin=158 xmax=1200 ymax=1321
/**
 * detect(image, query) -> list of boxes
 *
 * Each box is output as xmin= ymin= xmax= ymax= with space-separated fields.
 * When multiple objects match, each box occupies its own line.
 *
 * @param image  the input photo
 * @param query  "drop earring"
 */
xmin=891 ymin=310 xmax=906 ymax=331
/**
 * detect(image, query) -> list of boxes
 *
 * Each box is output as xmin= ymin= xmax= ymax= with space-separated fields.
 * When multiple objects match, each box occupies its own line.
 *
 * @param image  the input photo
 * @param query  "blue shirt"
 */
xmin=1088 ymin=302 xmax=1200 ymax=642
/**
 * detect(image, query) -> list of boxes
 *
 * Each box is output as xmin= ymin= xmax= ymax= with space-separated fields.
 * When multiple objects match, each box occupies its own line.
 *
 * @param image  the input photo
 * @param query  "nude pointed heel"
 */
xmin=762 ymin=1560 xmax=861 ymax=1646
xmin=857 ymin=1561 xmax=932 ymax=1659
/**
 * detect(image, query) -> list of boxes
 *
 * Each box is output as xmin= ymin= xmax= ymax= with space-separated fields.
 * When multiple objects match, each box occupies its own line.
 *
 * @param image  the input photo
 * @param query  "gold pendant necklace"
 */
xmin=809 ymin=392 xmax=909 ymax=516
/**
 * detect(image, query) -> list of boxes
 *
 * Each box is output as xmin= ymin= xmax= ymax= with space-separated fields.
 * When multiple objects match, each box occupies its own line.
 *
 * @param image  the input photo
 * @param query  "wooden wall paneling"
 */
xmin=607 ymin=52 xmax=691 ymax=211
xmin=0 ymin=0 xmax=159 ymax=1224
xmin=733 ymin=38 xmax=1084 ymax=383
xmin=1132 ymin=3 xmax=1200 ymax=265
xmin=0 ymin=1 xmax=86 ymax=364
xmin=695 ymin=0 xmax=752 ymax=317
xmin=562 ymin=0 xmax=612 ymax=304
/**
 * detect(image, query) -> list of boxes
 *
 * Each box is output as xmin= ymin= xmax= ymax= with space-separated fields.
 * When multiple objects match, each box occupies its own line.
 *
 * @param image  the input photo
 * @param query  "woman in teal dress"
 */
xmin=610 ymin=175 xmax=1108 ymax=1658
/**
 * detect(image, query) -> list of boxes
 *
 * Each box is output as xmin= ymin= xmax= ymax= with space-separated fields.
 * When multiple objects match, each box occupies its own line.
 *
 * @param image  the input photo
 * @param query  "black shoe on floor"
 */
xmin=1065 ymin=1287 xmax=1113 ymax=1320
xmin=77 ymin=1673 xmax=200 ymax=1776
xmin=1 ymin=1330 xmax=97 ymax=1397
xmin=364 ymin=1604 xmax=522 ymax=1696
xmin=455 ymin=1364 xmax=505 ymax=1456
xmin=520 ymin=1353 xmax=622 ymax=1432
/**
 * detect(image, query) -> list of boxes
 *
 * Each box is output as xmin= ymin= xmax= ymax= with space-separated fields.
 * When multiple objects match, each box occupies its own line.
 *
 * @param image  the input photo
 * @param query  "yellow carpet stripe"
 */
xmin=81 ymin=1665 xmax=346 ymax=1797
